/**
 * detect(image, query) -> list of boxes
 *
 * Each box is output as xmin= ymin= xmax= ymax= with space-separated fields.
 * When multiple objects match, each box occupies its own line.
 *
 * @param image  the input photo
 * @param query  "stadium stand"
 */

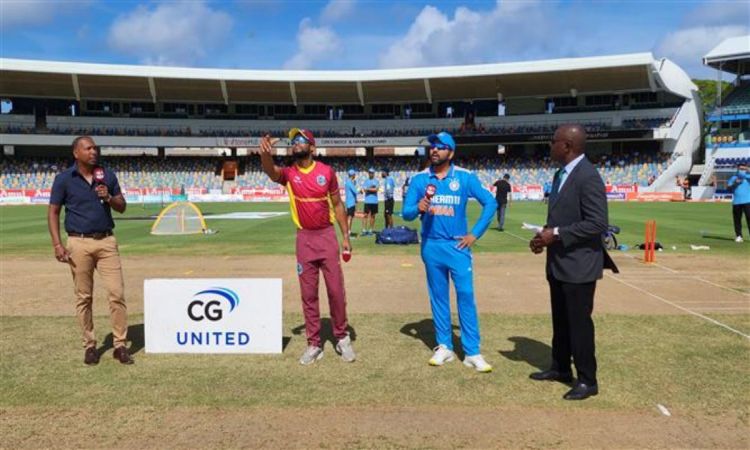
xmin=1 ymin=150 xmax=671 ymax=191
xmin=0 ymin=110 xmax=674 ymax=138
xmin=0 ymin=52 xmax=701 ymax=195
xmin=714 ymin=82 xmax=750 ymax=116
xmin=698 ymin=35 xmax=750 ymax=195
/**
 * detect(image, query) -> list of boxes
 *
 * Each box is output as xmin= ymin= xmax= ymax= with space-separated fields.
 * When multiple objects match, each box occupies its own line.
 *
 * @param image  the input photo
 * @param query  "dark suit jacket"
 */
xmin=546 ymin=156 xmax=619 ymax=283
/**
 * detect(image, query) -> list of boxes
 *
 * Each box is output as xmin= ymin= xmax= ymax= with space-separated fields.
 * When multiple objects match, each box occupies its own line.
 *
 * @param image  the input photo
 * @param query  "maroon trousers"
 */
xmin=296 ymin=226 xmax=348 ymax=347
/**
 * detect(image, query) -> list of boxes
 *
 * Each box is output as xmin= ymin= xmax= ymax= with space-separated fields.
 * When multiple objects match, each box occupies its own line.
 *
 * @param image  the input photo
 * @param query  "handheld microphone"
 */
xmin=93 ymin=166 xmax=106 ymax=204
xmin=425 ymin=184 xmax=436 ymax=199
xmin=421 ymin=184 xmax=437 ymax=216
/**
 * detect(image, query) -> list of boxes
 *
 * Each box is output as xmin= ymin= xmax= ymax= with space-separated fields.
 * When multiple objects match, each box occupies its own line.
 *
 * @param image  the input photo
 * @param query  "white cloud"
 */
xmin=321 ymin=0 xmax=356 ymax=23
xmin=283 ymin=18 xmax=342 ymax=69
xmin=107 ymin=1 xmax=233 ymax=66
xmin=377 ymin=0 xmax=553 ymax=68
xmin=656 ymin=25 xmax=749 ymax=70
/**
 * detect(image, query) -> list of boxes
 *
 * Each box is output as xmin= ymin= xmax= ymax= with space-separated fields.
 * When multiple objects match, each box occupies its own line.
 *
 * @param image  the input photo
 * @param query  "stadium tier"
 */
xmin=698 ymin=35 xmax=750 ymax=195
xmin=1 ymin=151 xmax=671 ymax=192
xmin=0 ymin=110 xmax=674 ymax=138
xmin=1 ymin=52 xmax=702 ymax=194
xmin=715 ymin=82 xmax=750 ymax=116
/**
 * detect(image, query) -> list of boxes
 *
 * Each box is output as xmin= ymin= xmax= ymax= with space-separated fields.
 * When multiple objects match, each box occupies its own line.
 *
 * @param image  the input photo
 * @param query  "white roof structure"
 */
xmin=0 ymin=52 xmax=695 ymax=104
xmin=703 ymin=35 xmax=750 ymax=74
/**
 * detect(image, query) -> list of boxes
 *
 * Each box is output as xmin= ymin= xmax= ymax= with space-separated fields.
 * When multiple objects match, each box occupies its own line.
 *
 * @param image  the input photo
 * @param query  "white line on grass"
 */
xmin=676 ymin=300 xmax=750 ymax=305
xmin=690 ymin=307 xmax=750 ymax=311
xmin=505 ymin=230 xmax=531 ymax=243
xmin=605 ymin=273 xmax=750 ymax=340
xmin=619 ymin=252 xmax=749 ymax=297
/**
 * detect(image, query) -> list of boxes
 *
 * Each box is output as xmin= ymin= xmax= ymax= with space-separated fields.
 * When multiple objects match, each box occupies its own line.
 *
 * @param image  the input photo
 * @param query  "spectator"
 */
xmin=493 ymin=173 xmax=512 ymax=231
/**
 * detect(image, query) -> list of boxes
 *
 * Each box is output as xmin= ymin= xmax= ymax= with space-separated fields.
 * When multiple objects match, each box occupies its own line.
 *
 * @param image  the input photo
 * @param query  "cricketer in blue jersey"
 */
xmin=402 ymin=131 xmax=497 ymax=372
xmin=345 ymin=168 xmax=359 ymax=237
xmin=361 ymin=168 xmax=379 ymax=235
xmin=728 ymin=162 xmax=750 ymax=242
xmin=382 ymin=169 xmax=396 ymax=228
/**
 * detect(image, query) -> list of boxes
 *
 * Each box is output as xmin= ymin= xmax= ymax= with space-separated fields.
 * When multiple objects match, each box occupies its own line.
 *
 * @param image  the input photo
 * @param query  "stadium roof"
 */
xmin=0 ymin=52 xmax=692 ymax=104
xmin=703 ymin=35 xmax=750 ymax=75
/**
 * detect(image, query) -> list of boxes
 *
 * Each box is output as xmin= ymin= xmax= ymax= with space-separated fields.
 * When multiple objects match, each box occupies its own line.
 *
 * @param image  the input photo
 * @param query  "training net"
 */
xmin=151 ymin=202 xmax=207 ymax=235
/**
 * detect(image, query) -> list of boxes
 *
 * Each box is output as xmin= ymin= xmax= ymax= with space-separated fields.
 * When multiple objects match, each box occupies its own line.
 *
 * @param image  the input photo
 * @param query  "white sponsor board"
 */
xmin=144 ymin=278 xmax=282 ymax=354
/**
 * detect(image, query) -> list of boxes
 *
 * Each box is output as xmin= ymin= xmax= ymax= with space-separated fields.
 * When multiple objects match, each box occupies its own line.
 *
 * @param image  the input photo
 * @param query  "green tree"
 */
xmin=693 ymin=79 xmax=731 ymax=115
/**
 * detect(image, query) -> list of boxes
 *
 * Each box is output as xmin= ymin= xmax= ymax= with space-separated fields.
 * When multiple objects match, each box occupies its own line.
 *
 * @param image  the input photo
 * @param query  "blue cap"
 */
xmin=348 ymin=169 xmax=356 ymax=176
xmin=368 ymin=167 xmax=375 ymax=173
xmin=427 ymin=131 xmax=456 ymax=151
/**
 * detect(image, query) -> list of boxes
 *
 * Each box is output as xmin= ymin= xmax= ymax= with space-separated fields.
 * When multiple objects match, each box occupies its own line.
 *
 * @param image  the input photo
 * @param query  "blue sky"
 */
xmin=0 ymin=0 xmax=747 ymax=78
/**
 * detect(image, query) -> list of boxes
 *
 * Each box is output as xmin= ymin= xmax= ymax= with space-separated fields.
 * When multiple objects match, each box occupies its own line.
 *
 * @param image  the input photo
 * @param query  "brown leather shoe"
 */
xmin=84 ymin=347 xmax=100 ymax=365
xmin=113 ymin=347 xmax=134 ymax=365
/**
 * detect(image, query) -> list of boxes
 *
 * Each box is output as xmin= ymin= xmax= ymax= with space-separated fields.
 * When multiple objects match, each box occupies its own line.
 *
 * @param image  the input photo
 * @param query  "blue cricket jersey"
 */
xmin=728 ymin=172 xmax=750 ymax=205
xmin=403 ymin=164 xmax=497 ymax=240
xmin=384 ymin=176 xmax=396 ymax=199
xmin=363 ymin=178 xmax=379 ymax=204
xmin=345 ymin=178 xmax=358 ymax=208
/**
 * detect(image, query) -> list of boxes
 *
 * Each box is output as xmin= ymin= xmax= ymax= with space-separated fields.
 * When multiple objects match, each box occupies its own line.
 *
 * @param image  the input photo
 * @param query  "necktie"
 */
xmin=550 ymin=169 xmax=562 ymax=199
xmin=558 ymin=169 xmax=568 ymax=192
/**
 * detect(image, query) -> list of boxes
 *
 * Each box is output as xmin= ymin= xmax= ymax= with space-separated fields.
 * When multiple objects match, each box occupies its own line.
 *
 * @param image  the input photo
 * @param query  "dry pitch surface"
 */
xmin=1 ymin=252 xmax=748 ymax=449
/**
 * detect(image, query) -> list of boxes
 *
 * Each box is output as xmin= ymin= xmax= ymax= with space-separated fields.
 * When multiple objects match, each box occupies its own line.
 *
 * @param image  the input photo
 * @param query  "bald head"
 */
xmin=557 ymin=124 xmax=586 ymax=154
xmin=550 ymin=124 xmax=587 ymax=165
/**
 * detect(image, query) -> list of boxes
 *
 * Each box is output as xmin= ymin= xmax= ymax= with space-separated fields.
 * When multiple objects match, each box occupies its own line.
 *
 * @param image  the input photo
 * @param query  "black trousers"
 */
xmin=732 ymin=203 xmax=750 ymax=237
xmin=548 ymin=276 xmax=597 ymax=385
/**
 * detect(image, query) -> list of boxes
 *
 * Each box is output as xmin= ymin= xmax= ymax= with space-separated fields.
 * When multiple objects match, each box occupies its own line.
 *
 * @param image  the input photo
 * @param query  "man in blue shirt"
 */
xmin=345 ymin=168 xmax=358 ymax=237
xmin=382 ymin=168 xmax=396 ymax=228
xmin=403 ymin=132 xmax=497 ymax=372
xmin=728 ymin=163 xmax=750 ymax=243
xmin=48 ymin=136 xmax=133 ymax=366
xmin=361 ymin=167 xmax=379 ymax=236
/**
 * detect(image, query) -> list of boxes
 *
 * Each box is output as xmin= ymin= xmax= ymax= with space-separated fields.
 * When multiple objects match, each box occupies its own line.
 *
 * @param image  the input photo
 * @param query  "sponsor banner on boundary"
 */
xmin=626 ymin=192 xmax=683 ymax=202
xmin=607 ymin=192 xmax=627 ymax=200
xmin=0 ymin=185 xmax=692 ymax=204
xmin=144 ymin=278 xmax=282 ymax=354
xmin=511 ymin=184 xmax=544 ymax=201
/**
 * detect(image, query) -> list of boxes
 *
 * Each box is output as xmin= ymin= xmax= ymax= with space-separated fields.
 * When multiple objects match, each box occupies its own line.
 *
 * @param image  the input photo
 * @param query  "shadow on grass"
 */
xmin=399 ymin=318 xmax=464 ymax=359
xmin=498 ymin=336 xmax=551 ymax=371
xmin=291 ymin=318 xmax=357 ymax=350
xmin=100 ymin=323 xmax=144 ymax=355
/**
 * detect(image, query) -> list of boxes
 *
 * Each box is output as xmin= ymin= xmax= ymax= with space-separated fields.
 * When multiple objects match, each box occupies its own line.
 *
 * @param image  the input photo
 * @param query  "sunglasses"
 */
xmin=291 ymin=135 xmax=310 ymax=145
xmin=430 ymin=143 xmax=452 ymax=151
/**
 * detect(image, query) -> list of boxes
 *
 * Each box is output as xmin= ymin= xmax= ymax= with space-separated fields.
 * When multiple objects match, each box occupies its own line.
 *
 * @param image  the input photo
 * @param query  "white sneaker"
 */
xmin=299 ymin=346 xmax=323 ymax=365
xmin=428 ymin=344 xmax=455 ymax=366
xmin=736 ymin=236 xmax=744 ymax=243
xmin=463 ymin=354 xmax=493 ymax=373
xmin=335 ymin=335 xmax=356 ymax=362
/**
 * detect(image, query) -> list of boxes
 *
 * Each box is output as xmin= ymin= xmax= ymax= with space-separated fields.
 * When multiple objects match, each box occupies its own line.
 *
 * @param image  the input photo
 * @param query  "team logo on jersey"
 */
xmin=449 ymin=180 xmax=460 ymax=191
xmin=316 ymin=175 xmax=327 ymax=186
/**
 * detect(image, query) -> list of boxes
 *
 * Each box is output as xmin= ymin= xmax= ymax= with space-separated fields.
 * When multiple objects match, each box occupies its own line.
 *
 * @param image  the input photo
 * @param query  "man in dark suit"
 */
xmin=529 ymin=124 xmax=618 ymax=400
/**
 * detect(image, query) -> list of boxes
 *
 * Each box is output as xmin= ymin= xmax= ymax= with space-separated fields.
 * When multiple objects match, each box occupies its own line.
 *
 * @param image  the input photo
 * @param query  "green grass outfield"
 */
xmin=1 ymin=313 xmax=748 ymax=414
xmin=1 ymin=201 xmax=749 ymax=447
xmin=1 ymin=201 xmax=748 ymax=257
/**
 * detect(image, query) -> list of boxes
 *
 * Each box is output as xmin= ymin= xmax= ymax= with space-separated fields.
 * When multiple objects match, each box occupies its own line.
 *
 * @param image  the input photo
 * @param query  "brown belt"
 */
xmin=67 ymin=231 xmax=113 ymax=239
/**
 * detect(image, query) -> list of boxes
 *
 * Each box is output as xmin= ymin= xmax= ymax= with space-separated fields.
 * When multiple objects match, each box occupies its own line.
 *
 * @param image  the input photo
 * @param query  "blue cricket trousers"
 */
xmin=420 ymin=239 xmax=481 ymax=356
